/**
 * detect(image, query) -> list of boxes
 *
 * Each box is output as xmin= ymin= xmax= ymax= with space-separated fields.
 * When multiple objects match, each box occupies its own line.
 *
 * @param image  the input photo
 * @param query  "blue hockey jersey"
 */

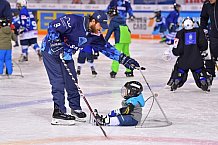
xmin=19 ymin=6 xmax=37 ymax=32
xmin=107 ymin=0 xmax=134 ymax=19
xmin=166 ymin=10 xmax=180 ymax=28
xmin=41 ymin=14 xmax=121 ymax=61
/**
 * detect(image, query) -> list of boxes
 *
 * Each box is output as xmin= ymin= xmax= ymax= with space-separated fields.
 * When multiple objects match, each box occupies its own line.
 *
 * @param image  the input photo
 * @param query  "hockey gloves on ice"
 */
xmin=119 ymin=53 xmax=140 ymax=70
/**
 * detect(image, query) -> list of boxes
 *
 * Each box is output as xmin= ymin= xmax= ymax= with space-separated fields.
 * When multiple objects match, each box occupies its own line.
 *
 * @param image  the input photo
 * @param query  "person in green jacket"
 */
xmin=0 ymin=18 xmax=17 ymax=75
xmin=105 ymin=7 xmax=133 ymax=78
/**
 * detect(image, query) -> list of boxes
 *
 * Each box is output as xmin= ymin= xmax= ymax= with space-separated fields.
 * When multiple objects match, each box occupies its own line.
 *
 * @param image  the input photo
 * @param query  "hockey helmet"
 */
xmin=0 ymin=18 xmax=10 ymax=27
xmin=17 ymin=0 xmax=27 ymax=9
xmin=182 ymin=17 xmax=194 ymax=30
xmin=107 ymin=7 xmax=118 ymax=17
xmin=173 ymin=3 xmax=181 ymax=11
xmin=121 ymin=81 xmax=143 ymax=99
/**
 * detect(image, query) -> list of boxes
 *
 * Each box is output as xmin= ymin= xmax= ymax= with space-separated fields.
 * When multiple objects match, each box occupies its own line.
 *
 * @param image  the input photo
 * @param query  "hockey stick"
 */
xmin=59 ymin=53 xmax=107 ymax=138
xmin=12 ymin=60 xmax=24 ymax=78
xmin=135 ymin=67 xmax=172 ymax=125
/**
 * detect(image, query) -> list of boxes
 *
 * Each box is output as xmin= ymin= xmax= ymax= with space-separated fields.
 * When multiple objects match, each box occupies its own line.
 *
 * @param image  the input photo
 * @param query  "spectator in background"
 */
xmin=0 ymin=18 xmax=17 ymax=76
xmin=72 ymin=0 xmax=83 ymax=4
xmin=88 ymin=0 xmax=96 ymax=4
xmin=200 ymin=0 xmax=218 ymax=81
xmin=0 ymin=0 xmax=12 ymax=21
xmin=107 ymin=0 xmax=135 ymax=20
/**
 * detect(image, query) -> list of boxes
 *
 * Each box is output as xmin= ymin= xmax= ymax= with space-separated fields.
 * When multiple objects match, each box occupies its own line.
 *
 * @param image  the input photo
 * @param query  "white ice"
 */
xmin=0 ymin=36 xmax=218 ymax=145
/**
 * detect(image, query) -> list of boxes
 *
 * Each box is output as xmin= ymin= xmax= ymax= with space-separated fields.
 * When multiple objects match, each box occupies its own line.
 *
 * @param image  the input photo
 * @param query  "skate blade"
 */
xmin=51 ymin=118 xmax=75 ymax=126
xmin=74 ymin=116 xmax=86 ymax=122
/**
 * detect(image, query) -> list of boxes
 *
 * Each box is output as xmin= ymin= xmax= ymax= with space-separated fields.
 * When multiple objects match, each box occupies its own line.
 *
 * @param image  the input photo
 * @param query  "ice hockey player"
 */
xmin=41 ymin=10 xmax=140 ymax=125
xmin=94 ymin=81 xmax=145 ymax=126
xmin=105 ymin=7 xmax=133 ymax=78
xmin=76 ymin=45 xmax=98 ymax=76
xmin=16 ymin=0 xmax=42 ymax=62
xmin=167 ymin=17 xmax=212 ymax=92
xmin=150 ymin=10 xmax=167 ymax=38
xmin=107 ymin=0 xmax=135 ymax=20
xmin=161 ymin=3 xmax=181 ymax=44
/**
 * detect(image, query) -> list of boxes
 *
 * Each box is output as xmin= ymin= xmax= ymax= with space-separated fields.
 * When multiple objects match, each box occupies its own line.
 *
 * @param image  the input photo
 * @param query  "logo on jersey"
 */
xmin=78 ymin=37 xmax=87 ymax=47
xmin=173 ymin=38 xmax=179 ymax=48
xmin=185 ymin=32 xmax=196 ymax=45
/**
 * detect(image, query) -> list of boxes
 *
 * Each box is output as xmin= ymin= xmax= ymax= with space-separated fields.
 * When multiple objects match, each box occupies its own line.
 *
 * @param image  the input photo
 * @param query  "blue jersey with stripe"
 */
xmin=107 ymin=0 xmax=134 ymax=19
xmin=19 ymin=6 xmax=37 ymax=31
xmin=41 ymin=14 xmax=121 ymax=61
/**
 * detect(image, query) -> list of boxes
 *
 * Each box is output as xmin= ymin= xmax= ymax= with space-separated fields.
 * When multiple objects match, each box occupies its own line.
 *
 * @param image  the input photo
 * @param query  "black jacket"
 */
xmin=172 ymin=28 xmax=208 ymax=70
xmin=200 ymin=0 xmax=218 ymax=38
xmin=0 ymin=0 xmax=12 ymax=21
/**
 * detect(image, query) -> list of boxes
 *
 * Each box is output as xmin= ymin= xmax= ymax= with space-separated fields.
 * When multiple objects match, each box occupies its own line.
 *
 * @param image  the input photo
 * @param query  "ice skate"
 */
xmin=93 ymin=109 xmax=105 ymax=126
xmin=37 ymin=50 xmax=42 ymax=61
xmin=51 ymin=108 xmax=75 ymax=126
xmin=71 ymin=109 xmax=87 ymax=122
xmin=19 ymin=54 xmax=28 ymax=62
xmin=91 ymin=66 xmax=97 ymax=76
xmin=110 ymin=71 xmax=116 ymax=78
xmin=77 ymin=66 xmax=81 ymax=75
xmin=125 ymin=71 xmax=134 ymax=77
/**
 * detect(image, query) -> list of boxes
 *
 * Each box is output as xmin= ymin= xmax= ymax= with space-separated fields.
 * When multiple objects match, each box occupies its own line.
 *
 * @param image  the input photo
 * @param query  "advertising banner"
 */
xmin=134 ymin=0 xmax=176 ymax=4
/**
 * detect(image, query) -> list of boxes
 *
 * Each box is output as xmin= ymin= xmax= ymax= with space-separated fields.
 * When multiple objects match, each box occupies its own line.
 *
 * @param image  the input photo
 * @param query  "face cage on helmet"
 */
xmin=182 ymin=17 xmax=194 ymax=30
xmin=121 ymin=86 xmax=130 ymax=99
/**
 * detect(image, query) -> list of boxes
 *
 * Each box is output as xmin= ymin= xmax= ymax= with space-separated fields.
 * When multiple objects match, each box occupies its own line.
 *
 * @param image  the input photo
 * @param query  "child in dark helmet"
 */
xmin=105 ymin=7 xmax=133 ymax=78
xmin=94 ymin=81 xmax=145 ymax=126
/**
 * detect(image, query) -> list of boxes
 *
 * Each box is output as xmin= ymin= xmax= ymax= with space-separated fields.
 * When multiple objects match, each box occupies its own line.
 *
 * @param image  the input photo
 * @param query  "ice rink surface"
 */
xmin=0 ymin=36 xmax=218 ymax=145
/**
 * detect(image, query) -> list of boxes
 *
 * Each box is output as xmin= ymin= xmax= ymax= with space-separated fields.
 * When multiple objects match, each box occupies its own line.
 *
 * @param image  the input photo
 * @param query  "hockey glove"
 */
xmin=129 ymin=15 xmax=136 ymax=21
xmin=119 ymin=53 xmax=140 ymax=70
xmin=120 ymin=104 xmax=134 ymax=115
xmin=19 ymin=27 xmax=26 ymax=34
xmin=93 ymin=51 xmax=99 ymax=59
xmin=203 ymin=29 xmax=209 ymax=40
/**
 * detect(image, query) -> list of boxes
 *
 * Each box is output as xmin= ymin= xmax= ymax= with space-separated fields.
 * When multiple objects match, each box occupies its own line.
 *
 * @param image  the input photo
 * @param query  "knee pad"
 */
xmin=168 ymin=67 xmax=188 ymax=91
xmin=204 ymin=60 xmax=216 ymax=77
xmin=192 ymin=68 xmax=212 ymax=91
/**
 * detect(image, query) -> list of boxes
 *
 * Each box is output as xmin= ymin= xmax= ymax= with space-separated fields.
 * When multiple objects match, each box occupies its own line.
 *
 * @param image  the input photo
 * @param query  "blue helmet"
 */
xmin=92 ymin=10 xmax=108 ymax=29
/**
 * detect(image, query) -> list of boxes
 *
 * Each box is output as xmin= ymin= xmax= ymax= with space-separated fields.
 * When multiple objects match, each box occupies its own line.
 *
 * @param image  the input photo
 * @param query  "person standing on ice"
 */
xmin=105 ymin=7 xmax=133 ymax=78
xmin=167 ymin=17 xmax=212 ymax=92
xmin=16 ymin=0 xmax=42 ymax=62
xmin=107 ymin=0 xmax=135 ymax=20
xmin=41 ymin=10 xmax=140 ymax=125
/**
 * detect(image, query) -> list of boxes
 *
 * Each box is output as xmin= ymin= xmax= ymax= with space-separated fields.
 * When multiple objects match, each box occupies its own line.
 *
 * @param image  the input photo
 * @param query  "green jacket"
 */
xmin=0 ymin=26 xmax=17 ymax=50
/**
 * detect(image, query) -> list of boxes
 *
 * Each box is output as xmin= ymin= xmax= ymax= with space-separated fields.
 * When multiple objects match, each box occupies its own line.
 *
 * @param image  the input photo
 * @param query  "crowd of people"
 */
xmin=1 ymin=0 xmax=218 ymax=126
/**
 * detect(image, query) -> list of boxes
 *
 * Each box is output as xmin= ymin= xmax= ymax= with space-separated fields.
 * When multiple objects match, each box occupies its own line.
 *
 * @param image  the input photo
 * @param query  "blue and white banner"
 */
xmin=134 ymin=0 xmax=176 ymax=4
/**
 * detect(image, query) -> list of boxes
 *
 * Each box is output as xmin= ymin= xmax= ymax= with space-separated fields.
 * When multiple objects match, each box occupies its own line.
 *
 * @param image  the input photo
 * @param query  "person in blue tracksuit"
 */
xmin=41 ymin=10 xmax=140 ymax=125
xmin=107 ymin=0 xmax=135 ymax=20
